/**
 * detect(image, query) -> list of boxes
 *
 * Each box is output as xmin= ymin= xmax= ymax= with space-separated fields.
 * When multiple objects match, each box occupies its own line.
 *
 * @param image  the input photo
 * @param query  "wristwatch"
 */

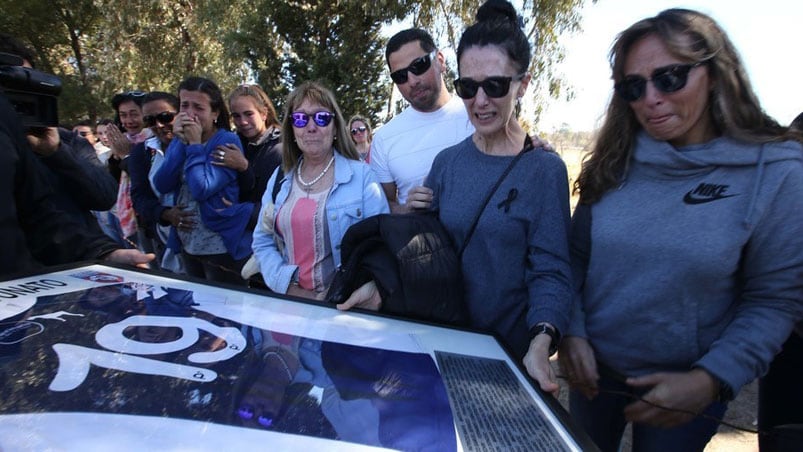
xmin=530 ymin=323 xmax=560 ymax=356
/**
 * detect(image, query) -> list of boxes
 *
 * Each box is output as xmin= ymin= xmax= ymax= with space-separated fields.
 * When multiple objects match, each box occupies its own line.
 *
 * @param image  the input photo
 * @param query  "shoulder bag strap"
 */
xmin=457 ymin=135 xmax=536 ymax=257
xmin=271 ymin=167 xmax=285 ymax=203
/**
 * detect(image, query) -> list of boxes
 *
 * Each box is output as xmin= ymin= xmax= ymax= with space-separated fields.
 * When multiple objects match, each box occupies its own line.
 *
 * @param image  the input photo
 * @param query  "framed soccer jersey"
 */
xmin=0 ymin=263 xmax=595 ymax=451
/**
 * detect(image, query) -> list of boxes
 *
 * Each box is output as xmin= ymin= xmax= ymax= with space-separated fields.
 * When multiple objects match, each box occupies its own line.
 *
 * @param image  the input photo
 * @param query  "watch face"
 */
xmin=530 ymin=324 xmax=558 ymax=356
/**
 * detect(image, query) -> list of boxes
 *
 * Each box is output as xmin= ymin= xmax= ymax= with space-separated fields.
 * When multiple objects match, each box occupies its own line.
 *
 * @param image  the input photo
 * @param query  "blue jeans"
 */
xmin=569 ymin=371 xmax=727 ymax=452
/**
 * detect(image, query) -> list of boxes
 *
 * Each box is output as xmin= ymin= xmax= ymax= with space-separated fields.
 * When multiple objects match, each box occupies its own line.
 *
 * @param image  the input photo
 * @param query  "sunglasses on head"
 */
xmin=614 ymin=62 xmax=704 ymax=102
xmin=350 ymin=126 xmax=367 ymax=135
xmin=122 ymin=91 xmax=145 ymax=98
xmin=390 ymin=51 xmax=437 ymax=85
xmin=112 ymin=90 xmax=147 ymax=109
xmin=143 ymin=111 xmax=177 ymax=127
xmin=453 ymin=73 xmax=526 ymax=99
xmin=115 ymin=90 xmax=146 ymax=99
xmin=291 ymin=111 xmax=334 ymax=128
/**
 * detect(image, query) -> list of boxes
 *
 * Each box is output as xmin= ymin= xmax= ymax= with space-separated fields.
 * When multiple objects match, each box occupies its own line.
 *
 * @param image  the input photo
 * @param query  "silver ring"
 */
xmin=218 ymin=150 xmax=225 ymax=157
xmin=178 ymin=221 xmax=183 ymax=227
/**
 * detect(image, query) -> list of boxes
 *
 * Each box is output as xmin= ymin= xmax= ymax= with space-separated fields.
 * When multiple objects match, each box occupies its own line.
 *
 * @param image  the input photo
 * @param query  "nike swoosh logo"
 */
xmin=683 ymin=192 xmax=738 ymax=205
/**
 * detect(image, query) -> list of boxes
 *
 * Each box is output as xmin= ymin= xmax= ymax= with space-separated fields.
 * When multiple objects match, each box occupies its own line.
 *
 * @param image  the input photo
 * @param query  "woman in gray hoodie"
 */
xmin=560 ymin=9 xmax=803 ymax=452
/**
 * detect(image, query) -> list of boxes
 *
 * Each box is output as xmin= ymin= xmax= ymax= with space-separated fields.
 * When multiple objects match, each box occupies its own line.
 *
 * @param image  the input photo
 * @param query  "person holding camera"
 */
xmin=1 ymin=34 xmax=119 ymax=267
xmin=0 ymin=89 xmax=154 ymax=277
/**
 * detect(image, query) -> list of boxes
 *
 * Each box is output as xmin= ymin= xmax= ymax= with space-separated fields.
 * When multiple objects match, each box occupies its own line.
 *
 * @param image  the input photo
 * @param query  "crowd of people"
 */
xmin=1 ymin=1 xmax=801 ymax=451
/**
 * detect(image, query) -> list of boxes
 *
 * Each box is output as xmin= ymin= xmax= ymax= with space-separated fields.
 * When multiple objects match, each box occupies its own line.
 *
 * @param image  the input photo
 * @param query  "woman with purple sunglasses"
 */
xmin=560 ymin=8 xmax=803 ymax=452
xmin=251 ymin=81 xmax=388 ymax=300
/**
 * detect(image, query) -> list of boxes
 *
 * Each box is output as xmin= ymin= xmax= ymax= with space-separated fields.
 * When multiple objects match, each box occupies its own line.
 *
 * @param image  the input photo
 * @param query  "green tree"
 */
xmin=0 ymin=0 xmax=249 ymax=124
xmin=408 ymin=0 xmax=587 ymax=128
xmin=1 ymin=0 xmax=587 ymax=129
xmin=225 ymin=0 xmax=413 ymax=125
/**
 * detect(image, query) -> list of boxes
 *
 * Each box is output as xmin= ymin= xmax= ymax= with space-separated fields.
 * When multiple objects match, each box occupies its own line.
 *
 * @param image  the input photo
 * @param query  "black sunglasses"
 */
xmin=390 ymin=51 xmax=437 ymax=85
xmin=350 ymin=126 xmax=367 ymax=135
xmin=143 ymin=111 xmax=177 ymax=127
xmin=453 ymin=73 xmax=526 ymax=99
xmin=291 ymin=111 xmax=334 ymax=128
xmin=77 ymin=131 xmax=93 ymax=137
xmin=614 ymin=62 xmax=704 ymax=102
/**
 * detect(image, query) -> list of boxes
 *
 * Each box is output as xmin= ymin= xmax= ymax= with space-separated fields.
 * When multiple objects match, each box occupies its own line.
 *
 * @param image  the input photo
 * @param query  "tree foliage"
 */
xmin=0 ymin=0 xmax=248 ymax=123
xmin=409 ymin=0 xmax=587 ymax=128
xmin=0 ymin=0 xmax=586 ymax=129
xmin=225 ymin=0 xmax=413 ymax=125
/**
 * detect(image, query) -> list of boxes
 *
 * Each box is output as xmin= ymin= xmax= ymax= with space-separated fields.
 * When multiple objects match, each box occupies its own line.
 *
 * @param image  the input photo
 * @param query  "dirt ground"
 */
xmin=551 ymin=358 xmax=759 ymax=451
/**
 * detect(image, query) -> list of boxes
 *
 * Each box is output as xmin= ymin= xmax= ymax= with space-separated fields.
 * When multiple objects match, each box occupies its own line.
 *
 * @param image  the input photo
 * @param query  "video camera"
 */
xmin=0 ymin=52 xmax=61 ymax=128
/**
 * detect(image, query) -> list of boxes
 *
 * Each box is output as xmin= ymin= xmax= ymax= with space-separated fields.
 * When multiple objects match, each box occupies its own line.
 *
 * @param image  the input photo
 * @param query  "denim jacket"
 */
xmin=252 ymin=151 xmax=389 ymax=293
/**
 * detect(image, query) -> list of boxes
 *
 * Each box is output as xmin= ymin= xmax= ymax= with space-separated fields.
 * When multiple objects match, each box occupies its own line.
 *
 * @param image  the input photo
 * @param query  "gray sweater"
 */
xmin=570 ymin=132 xmax=803 ymax=395
xmin=426 ymin=136 xmax=572 ymax=358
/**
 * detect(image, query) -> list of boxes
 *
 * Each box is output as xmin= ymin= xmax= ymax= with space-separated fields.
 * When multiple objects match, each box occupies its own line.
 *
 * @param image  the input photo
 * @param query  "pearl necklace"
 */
xmin=297 ymin=155 xmax=335 ymax=188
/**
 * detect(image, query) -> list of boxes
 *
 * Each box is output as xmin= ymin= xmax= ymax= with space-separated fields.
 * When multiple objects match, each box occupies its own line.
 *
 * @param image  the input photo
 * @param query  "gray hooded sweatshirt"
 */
xmin=570 ymin=131 xmax=803 ymax=395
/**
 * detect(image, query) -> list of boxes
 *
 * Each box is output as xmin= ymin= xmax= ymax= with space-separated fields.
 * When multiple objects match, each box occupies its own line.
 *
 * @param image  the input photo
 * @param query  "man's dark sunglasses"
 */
xmin=454 ymin=73 xmax=526 ymax=99
xmin=291 ymin=111 xmax=334 ymax=128
xmin=143 ymin=111 xmax=177 ymax=127
xmin=614 ymin=62 xmax=704 ymax=102
xmin=390 ymin=51 xmax=437 ymax=85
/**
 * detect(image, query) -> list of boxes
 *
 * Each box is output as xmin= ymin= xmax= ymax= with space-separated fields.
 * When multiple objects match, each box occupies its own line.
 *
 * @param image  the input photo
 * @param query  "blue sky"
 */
xmin=539 ymin=0 xmax=803 ymax=131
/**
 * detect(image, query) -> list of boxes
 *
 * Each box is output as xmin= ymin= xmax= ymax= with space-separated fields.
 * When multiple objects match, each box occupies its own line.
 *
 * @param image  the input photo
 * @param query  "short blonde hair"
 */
xmin=348 ymin=115 xmax=372 ymax=141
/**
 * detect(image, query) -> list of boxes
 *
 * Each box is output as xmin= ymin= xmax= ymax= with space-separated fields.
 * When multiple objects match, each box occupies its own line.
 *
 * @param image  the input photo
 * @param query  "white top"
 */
xmin=369 ymin=95 xmax=473 ymax=204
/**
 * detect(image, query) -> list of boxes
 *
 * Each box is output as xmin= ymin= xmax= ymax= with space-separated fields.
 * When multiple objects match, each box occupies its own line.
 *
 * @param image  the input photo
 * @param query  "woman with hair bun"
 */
xmin=338 ymin=0 xmax=572 ymax=395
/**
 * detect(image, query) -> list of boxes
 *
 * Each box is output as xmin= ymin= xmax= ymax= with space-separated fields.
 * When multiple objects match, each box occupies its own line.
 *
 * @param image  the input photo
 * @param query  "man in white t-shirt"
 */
xmin=370 ymin=28 xmax=474 ymax=213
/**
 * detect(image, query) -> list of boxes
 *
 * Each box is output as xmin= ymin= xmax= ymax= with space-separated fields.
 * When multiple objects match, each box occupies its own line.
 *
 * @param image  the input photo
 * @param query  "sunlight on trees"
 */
xmin=0 ymin=0 xmax=588 ymax=127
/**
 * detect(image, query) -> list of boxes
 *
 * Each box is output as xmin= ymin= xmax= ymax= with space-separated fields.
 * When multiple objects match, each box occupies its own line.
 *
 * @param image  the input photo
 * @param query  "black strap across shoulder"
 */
xmin=458 ymin=135 xmax=536 ymax=257
xmin=271 ymin=167 xmax=285 ymax=203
